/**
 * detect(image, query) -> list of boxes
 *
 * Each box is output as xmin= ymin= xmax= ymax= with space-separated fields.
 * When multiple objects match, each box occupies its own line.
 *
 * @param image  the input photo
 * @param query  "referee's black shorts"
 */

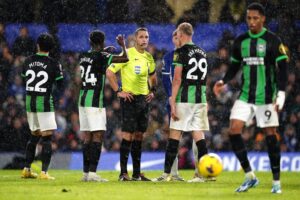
xmin=121 ymin=95 xmax=149 ymax=133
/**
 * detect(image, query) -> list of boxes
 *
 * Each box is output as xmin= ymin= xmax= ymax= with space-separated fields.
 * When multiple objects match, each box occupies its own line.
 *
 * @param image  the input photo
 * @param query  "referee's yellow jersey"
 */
xmin=108 ymin=47 xmax=155 ymax=95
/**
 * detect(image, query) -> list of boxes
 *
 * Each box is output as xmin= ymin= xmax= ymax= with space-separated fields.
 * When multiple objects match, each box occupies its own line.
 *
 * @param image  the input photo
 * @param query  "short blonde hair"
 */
xmin=177 ymin=22 xmax=193 ymax=36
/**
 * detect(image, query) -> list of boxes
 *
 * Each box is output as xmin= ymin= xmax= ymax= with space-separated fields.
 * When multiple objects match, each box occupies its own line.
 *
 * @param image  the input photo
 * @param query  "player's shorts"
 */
xmin=27 ymin=112 xmax=57 ymax=132
xmin=121 ymin=95 xmax=149 ymax=133
xmin=79 ymin=107 xmax=106 ymax=131
xmin=230 ymin=100 xmax=279 ymax=128
xmin=170 ymin=103 xmax=209 ymax=132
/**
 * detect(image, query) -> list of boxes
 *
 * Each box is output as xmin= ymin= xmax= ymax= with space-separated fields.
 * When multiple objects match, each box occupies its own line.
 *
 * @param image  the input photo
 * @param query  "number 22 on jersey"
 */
xmin=26 ymin=69 xmax=48 ymax=92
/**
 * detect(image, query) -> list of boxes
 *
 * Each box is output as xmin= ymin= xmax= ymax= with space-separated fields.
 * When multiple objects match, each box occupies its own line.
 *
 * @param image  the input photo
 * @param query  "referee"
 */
xmin=106 ymin=27 xmax=157 ymax=181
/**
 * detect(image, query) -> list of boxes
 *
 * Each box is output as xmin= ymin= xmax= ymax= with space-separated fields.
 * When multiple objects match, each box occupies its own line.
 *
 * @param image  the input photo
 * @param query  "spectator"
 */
xmin=12 ymin=26 xmax=36 ymax=57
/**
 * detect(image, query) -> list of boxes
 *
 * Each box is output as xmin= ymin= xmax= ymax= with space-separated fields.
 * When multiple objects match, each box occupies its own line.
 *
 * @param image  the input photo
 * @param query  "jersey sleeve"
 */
xmin=101 ymin=52 xmax=113 ymax=67
xmin=107 ymin=62 xmax=124 ymax=73
xmin=273 ymin=36 xmax=288 ymax=63
xmin=55 ymin=62 xmax=64 ymax=81
xmin=172 ymin=49 xmax=183 ymax=67
xmin=230 ymin=38 xmax=242 ymax=64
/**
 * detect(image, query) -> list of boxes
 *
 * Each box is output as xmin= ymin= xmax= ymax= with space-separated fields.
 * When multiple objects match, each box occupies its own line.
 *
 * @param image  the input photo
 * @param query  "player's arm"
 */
xmin=106 ymin=64 xmax=133 ymax=102
xmin=146 ymin=71 xmax=157 ymax=103
xmin=170 ymin=65 xmax=182 ymax=121
xmin=111 ymin=34 xmax=129 ymax=63
xmin=213 ymin=39 xmax=241 ymax=97
xmin=275 ymin=40 xmax=289 ymax=112
xmin=161 ymin=53 xmax=172 ymax=97
xmin=54 ymin=63 xmax=65 ymax=98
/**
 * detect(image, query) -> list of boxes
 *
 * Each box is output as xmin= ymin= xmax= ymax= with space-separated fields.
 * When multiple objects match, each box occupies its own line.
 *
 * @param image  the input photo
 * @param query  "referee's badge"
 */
xmin=135 ymin=66 xmax=141 ymax=74
xmin=257 ymin=44 xmax=266 ymax=54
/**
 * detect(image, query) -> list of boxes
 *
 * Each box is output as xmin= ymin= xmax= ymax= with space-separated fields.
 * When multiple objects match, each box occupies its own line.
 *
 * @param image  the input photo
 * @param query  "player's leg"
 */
xmin=39 ymin=130 xmax=55 ymax=180
xmin=264 ymin=127 xmax=282 ymax=193
xmin=37 ymin=112 xmax=57 ymax=180
xmin=153 ymin=129 xmax=182 ymax=182
xmin=82 ymin=132 xmax=91 ymax=181
xmin=84 ymin=107 xmax=108 ymax=182
xmin=187 ymin=103 xmax=209 ymax=182
xmin=188 ymin=131 xmax=207 ymax=183
xmin=22 ymin=131 xmax=40 ymax=178
xmin=87 ymin=131 xmax=108 ymax=182
xmin=79 ymin=106 xmax=92 ymax=181
xmin=229 ymin=101 xmax=258 ymax=192
xmin=22 ymin=112 xmax=40 ymax=179
xmin=256 ymin=104 xmax=281 ymax=193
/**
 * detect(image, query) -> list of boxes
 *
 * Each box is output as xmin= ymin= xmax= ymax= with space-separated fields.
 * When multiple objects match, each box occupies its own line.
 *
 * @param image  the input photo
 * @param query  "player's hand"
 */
xmin=145 ymin=92 xmax=155 ymax=103
xmin=275 ymin=91 xmax=285 ymax=112
xmin=117 ymin=91 xmax=134 ymax=102
xmin=170 ymin=101 xmax=179 ymax=121
xmin=103 ymin=46 xmax=116 ymax=53
xmin=213 ymin=80 xmax=225 ymax=97
xmin=116 ymin=34 xmax=125 ymax=47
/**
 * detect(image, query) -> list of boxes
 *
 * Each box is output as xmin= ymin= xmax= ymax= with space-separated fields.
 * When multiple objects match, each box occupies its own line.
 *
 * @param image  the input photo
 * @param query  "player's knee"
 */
xmin=263 ymin=127 xmax=277 ymax=136
xmin=229 ymin=121 xmax=244 ymax=134
xmin=92 ymin=132 xmax=103 ymax=143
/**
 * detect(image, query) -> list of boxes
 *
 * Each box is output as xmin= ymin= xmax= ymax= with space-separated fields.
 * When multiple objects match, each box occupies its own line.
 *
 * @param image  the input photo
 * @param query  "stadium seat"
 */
xmin=97 ymin=23 xmax=138 ymax=50
xmin=57 ymin=23 xmax=94 ymax=52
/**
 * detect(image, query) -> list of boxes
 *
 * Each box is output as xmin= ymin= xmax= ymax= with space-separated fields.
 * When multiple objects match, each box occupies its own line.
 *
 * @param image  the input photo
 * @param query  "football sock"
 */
xmin=164 ymin=139 xmax=179 ymax=174
xmin=266 ymin=135 xmax=281 ymax=181
xmin=195 ymin=139 xmax=208 ymax=160
xmin=131 ymin=140 xmax=142 ymax=177
xmin=82 ymin=143 xmax=90 ymax=173
xmin=89 ymin=142 xmax=102 ymax=172
xmin=24 ymin=135 xmax=40 ymax=168
xmin=170 ymin=156 xmax=179 ymax=176
xmin=41 ymin=136 xmax=52 ymax=172
xmin=229 ymin=134 xmax=252 ymax=173
xmin=120 ymin=139 xmax=132 ymax=174
xmin=192 ymin=141 xmax=199 ymax=175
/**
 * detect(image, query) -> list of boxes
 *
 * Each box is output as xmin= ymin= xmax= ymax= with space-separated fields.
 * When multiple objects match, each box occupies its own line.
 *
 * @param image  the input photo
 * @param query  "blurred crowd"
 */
xmin=0 ymin=1 xmax=300 ymax=167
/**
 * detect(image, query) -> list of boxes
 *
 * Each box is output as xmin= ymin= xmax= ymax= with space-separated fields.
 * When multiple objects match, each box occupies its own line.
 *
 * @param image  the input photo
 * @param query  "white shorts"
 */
xmin=170 ymin=103 xmax=209 ymax=132
xmin=230 ymin=100 xmax=279 ymax=128
xmin=79 ymin=107 xmax=106 ymax=131
xmin=27 ymin=112 xmax=57 ymax=132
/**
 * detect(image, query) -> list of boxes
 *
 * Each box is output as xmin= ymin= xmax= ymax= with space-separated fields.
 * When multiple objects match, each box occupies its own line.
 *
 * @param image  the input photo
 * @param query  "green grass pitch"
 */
xmin=0 ymin=170 xmax=299 ymax=200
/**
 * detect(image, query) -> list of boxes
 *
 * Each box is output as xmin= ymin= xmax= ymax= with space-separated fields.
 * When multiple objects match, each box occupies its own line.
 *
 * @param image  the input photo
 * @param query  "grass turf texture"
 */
xmin=0 ymin=170 xmax=299 ymax=200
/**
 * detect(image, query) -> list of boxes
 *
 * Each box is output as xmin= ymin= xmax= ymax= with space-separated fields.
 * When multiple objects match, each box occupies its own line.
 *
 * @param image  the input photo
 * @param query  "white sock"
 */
xmin=245 ymin=171 xmax=255 ymax=179
xmin=273 ymin=180 xmax=280 ymax=185
xmin=171 ymin=156 xmax=179 ymax=176
xmin=89 ymin=172 xmax=97 ymax=176
xmin=192 ymin=141 xmax=200 ymax=176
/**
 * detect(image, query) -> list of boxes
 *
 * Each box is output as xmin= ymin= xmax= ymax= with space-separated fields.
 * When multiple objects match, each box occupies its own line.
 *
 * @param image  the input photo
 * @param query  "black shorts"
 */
xmin=121 ymin=95 xmax=149 ymax=133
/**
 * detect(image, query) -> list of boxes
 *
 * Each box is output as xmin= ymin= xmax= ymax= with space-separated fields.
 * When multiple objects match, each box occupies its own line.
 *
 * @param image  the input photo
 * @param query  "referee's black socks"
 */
xmin=25 ymin=135 xmax=40 ymax=168
xmin=131 ymin=140 xmax=142 ymax=177
xmin=229 ymin=134 xmax=252 ymax=173
xmin=89 ymin=142 xmax=102 ymax=172
xmin=120 ymin=139 xmax=132 ymax=174
xmin=266 ymin=135 xmax=281 ymax=180
xmin=41 ymin=135 xmax=52 ymax=172
xmin=164 ymin=139 xmax=179 ymax=174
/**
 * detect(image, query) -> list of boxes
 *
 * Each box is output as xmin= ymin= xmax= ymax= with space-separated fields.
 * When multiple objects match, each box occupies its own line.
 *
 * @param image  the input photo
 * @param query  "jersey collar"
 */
xmin=36 ymin=52 xmax=49 ymax=56
xmin=248 ymin=27 xmax=267 ymax=38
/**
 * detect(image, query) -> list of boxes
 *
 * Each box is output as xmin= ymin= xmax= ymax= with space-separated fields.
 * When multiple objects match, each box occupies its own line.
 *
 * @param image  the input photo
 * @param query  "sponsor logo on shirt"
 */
xmin=243 ymin=57 xmax=264 ymax=65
